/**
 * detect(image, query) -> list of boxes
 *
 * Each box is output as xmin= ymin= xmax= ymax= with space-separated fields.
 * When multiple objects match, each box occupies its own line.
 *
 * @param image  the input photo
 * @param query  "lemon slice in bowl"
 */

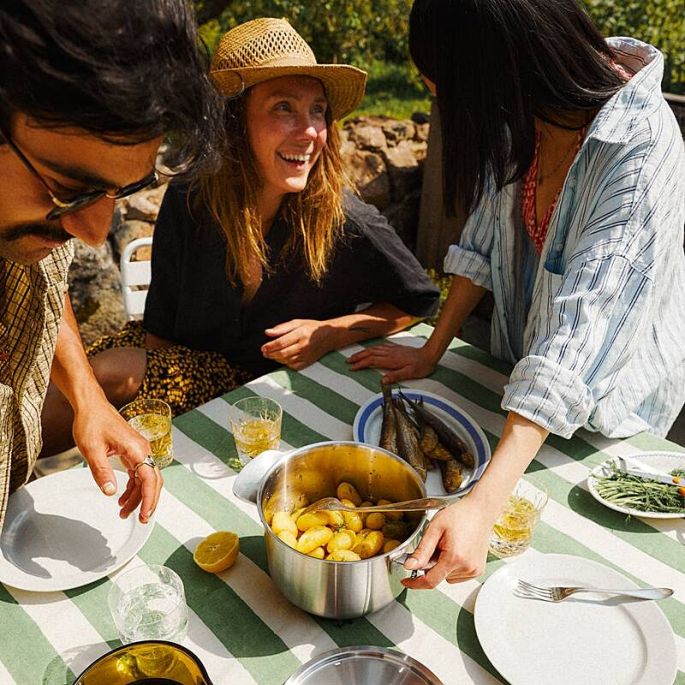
xmin=193 ymin=531 xmax=240 ymax=573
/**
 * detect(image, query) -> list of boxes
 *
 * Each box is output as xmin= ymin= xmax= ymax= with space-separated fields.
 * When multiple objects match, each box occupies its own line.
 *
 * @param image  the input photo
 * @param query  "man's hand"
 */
xmin=401 ymin=496 xmax=494 ymax=589
xmin=347 ymin=341 xmax=437 ymax=384
xmin=72 ymin=395 xmax=163 ymax=523
xmin=261 ymin=319 xmax=335 ymax=370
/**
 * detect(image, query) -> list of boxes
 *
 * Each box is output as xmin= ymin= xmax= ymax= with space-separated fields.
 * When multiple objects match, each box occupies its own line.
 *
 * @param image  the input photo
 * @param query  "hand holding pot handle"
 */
xmin=400 ymin=498 xmax=493 ymax=589
xmin=392 ymin=553 xmax=437 ymax=579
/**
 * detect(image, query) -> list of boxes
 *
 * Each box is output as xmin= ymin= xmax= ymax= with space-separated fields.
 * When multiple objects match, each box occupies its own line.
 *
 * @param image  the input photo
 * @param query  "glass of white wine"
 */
xmin=229 ymin=396 xmax=282 ymax=466
xmin=120 ymin=398 xmax=174 ymax=468
xmin=488 ymin=480 xmax=548 ymax=558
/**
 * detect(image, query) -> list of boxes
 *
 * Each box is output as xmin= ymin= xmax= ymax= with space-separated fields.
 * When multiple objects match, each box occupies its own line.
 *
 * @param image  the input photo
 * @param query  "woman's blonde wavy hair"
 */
xmin=195 ymin=85 xmax=349 ymax=286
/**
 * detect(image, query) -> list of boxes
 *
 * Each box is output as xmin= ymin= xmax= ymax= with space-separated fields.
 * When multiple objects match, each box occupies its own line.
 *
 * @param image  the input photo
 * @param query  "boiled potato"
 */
xmin=383 ymin=539 xmax=402 ymax=553
xmin=296 ymin=526 xmax=334 ymax=554
xmin=336 ymin=482 xmax=362 ymax=506
xmin=321 ymin=510 xmax=345 ymax=530
xmin=277 ymin=531 xmax=298 ymax=549
xmin=365 ymin=513 xmax=386 ymax=530
xmin=268 ymin=481 xmax=406 ymax=563
xmin=340 ymin=509 xmax=363 ymax=533
xmin=327 ymin=529 xmax=357 ymax=553
xmin=326 ymin=549 xmax=361 ymax=562
xmin=296 ymin=511 xmax=328 ymax=532
xmin=353 ymin=530 xmax=384 ymax=559
xmin=272 ymin=511 xmax=298 ymax=537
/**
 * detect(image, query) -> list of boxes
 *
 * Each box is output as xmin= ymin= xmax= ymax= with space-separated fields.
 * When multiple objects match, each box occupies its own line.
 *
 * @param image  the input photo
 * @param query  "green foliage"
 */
xmin=195 ymin=0 xmax=684 ymax=108
xmin=352 ymin=59 xmax=431 ymax=120
xmin=197 ymin=0 xmax=411 ymax=65
xmin=583 ymin=0 xmax=685 ymax=94
xmin=196 ymin=0 xmax=424 ymax=118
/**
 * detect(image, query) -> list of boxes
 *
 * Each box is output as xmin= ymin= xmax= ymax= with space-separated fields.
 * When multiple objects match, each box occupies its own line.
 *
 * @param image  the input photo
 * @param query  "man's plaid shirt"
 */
xmin=0 ymin=242 xmax=73 ymax=529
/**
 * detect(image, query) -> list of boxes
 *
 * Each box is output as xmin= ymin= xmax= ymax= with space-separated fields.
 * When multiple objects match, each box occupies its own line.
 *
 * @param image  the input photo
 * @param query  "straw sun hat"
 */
xmin=210 ymin=18 xmax=367 ymax=120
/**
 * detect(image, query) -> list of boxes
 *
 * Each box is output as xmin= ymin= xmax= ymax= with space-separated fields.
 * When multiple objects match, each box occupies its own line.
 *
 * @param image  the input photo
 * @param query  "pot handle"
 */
xmin=390 ymin=552 xmax=437 ymax=579
xmin=231 ymin=449 xmax=287 ymax=503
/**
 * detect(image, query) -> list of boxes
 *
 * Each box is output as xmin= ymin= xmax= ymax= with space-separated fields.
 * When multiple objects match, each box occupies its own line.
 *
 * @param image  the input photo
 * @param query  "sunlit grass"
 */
xmin=344 ymin=58 xmax=432 ymax=121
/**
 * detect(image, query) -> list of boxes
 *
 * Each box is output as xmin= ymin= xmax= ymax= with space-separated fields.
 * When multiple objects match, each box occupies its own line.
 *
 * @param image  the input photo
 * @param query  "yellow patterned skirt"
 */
xmin=87 ymin=321 xmax=253 ymax=416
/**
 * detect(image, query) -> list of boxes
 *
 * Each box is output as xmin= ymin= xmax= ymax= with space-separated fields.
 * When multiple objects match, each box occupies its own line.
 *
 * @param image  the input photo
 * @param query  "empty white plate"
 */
xmin=0 ymin=469 xmax=153 ymax=592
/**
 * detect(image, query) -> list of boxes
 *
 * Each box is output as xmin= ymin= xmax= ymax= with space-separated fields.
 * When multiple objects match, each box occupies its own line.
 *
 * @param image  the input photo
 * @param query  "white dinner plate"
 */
xmin=352 ymin=389 xmax=491 ymax=499
xmin=587 ymin=451 xmax=685 ymax=519
xmin=474 ymin=553 xmax=677 ymax=685
xmin=0 ymin=469 xmax=153 ymax=592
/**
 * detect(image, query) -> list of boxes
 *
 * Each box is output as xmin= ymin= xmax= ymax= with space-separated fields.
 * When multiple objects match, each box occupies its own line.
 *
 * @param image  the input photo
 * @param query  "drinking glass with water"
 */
xmin=108 ymin=564 xmax=188 ymax=644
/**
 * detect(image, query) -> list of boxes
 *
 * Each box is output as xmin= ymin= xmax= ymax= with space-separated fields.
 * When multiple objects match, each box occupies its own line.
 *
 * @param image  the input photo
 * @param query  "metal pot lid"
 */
xmin=283 ymin=646 xmax=444 ymax=685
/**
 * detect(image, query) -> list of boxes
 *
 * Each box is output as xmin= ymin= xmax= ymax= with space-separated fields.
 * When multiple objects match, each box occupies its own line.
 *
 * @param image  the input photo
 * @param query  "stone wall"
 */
xmin=69 ymin=115 xmax=430 ymax=345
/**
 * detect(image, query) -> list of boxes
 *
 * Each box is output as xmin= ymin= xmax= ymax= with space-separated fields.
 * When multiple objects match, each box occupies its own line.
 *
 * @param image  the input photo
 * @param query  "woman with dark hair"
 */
xmin=41 ymin=18 xmax=439 ymax=453
xmin=350 ymin=0 xmax=685 ymax=587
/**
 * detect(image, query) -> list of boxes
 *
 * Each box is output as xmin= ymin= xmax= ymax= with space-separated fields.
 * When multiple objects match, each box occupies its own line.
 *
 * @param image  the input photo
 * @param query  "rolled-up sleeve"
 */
xmin=503 ymin=355 xmax=595 ymax=437
xmin=443 ymin=192 xmax=496 ymax=290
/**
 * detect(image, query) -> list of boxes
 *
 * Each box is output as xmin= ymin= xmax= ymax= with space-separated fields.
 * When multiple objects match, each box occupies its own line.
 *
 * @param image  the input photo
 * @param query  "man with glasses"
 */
xmin=0 ymin=0 xmax=221 ymax=529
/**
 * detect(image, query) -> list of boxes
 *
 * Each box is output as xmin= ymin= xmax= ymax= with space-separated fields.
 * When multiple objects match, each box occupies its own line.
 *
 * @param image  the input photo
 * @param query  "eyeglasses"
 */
xmin=1 ymin=125 xmax=157 ymax=220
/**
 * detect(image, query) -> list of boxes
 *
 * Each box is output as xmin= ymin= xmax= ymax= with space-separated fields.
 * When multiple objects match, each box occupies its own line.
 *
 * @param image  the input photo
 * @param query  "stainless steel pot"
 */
xmin=256 ymin=441 xmax=427 ymax=619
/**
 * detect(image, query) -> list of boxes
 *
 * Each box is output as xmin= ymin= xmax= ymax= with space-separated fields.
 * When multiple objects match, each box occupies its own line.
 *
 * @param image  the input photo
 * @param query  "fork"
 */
xmin=515 ymin=579 xmax=673 ymax=602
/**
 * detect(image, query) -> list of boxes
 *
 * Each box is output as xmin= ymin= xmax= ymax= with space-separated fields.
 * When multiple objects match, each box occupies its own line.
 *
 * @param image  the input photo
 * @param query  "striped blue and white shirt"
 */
xmin=444 ymin=38 xmax=685 ymax=439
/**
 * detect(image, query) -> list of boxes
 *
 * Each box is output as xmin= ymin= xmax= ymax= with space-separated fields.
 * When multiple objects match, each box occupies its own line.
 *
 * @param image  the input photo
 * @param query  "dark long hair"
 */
xmin=0 ymin=0 xmax=223 ymax=173
xmin=409 ymin=0 xmax=626 ymax=215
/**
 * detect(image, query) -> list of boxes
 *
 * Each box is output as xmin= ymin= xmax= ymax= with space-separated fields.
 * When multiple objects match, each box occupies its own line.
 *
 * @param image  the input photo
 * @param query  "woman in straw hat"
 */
xmin=40 ymin=17 xmax=438 ymax=451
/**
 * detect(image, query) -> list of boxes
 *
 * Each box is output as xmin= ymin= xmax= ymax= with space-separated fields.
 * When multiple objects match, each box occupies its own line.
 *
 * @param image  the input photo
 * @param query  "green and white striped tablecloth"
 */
xmin=1 ymin=324 xmax=683 ymax=684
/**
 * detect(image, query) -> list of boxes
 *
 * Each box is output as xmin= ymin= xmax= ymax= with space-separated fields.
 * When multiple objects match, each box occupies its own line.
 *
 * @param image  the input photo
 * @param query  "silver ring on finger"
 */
xmin=133 ymin=455 xmax=157 ymax=479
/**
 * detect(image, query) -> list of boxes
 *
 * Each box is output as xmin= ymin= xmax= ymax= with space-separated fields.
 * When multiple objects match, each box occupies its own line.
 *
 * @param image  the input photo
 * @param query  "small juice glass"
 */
xmin=120 ymin=398 xmax=174 ymax=468
xmin=488 ymin=480 xmax=548 ymax=558
xmin=229 ymin=397 xmax=282 ymax=466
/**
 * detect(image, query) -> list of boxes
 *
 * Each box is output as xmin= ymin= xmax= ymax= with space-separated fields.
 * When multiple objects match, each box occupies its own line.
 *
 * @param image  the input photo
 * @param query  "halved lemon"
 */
xmin=193 ymin=531 xmax=240 ymax=573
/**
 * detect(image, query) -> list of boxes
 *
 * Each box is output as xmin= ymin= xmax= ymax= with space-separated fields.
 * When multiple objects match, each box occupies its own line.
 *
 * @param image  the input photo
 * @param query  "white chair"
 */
xmin=120 ymin=236 xmax=153 ymax=320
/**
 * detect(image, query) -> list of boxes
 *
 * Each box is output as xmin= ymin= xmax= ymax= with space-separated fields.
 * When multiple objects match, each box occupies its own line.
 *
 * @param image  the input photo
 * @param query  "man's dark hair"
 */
xmin=0 ymin=0 xmax=222 ymax=171
xmin=409 ymin=0 xmax=626 ymax=215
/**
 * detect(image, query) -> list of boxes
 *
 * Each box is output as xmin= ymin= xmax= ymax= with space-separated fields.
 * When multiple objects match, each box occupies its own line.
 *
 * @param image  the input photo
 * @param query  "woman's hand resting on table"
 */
xmin=401 ymin=495 xmax=496 ymax=588
xmin=347 ymin=341 xmax=437 ymax=384
xmin=261 ymin=319 xmax=336 ymax=370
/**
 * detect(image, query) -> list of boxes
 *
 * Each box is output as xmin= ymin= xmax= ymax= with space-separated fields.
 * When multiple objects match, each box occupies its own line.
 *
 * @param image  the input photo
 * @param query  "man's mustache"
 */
xmin=3 ymin=223 xmax=72 ymax=243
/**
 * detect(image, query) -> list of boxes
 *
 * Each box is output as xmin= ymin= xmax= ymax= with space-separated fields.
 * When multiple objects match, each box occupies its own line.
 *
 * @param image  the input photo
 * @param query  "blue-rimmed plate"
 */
xmin=352 ymin=389 xmax=491 ymax=499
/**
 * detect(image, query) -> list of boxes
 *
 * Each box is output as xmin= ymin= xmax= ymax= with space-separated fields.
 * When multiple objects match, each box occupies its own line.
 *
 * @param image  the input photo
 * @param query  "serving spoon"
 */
xmin=300 ymin=496 xmax=452 ymax=517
